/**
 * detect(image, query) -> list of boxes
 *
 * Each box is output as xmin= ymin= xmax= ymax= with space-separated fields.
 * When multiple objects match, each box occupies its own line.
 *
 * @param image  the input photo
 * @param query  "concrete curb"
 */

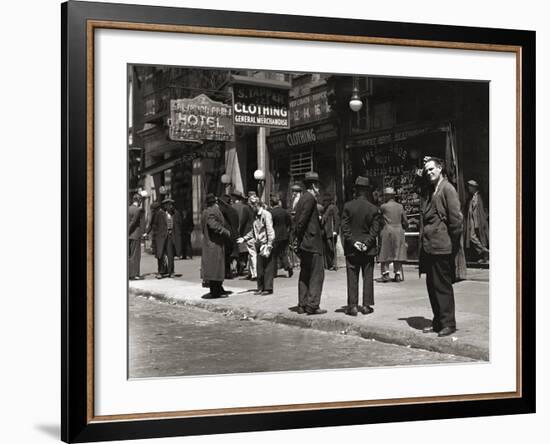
xmin=130 ymin=287 xmax=488 ymax=361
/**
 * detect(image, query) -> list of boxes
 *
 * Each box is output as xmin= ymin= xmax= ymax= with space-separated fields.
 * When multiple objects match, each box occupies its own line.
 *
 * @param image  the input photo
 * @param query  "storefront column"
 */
xmin=257 ymin=127 xmax=270 ymax=201
xmin=191 ymin=158 xmax=203 ymax=253
xmin=224 ymin=140 xmax=244 ymax=195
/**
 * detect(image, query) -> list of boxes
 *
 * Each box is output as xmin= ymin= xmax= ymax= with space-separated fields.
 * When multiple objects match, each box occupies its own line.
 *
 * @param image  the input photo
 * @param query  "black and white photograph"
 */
xmin=127 ymin=65 xmax=490 ymax=378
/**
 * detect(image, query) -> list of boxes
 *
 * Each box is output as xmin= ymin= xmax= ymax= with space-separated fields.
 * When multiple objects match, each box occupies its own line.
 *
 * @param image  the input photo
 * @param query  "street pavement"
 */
xmin=129 ymin=296 xmax=474 ymax=378
xmin=130 ymin=253 xmax=489 ymax=361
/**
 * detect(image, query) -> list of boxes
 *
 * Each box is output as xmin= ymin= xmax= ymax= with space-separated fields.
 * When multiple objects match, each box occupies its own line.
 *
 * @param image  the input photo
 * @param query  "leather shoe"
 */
xmin=287 ymin=268 xmax=293 ymax=278
xmin=375 ymin=275 xmax=391 ymax=283
xmin=345 ymin=306 xmax=358 ymax=316
xmin=296 ymin=306 xmax=306 ymax=314
xmin=260 ymin=290 xmax=273 ymax=295
xmin=358 ymin=305 xmax=374 ymax=315
xmin=437 ymin=327 xmax=456 ymax=337
xmin=253 ymin=289 xmax=263 ymax=295
xmin=422 ymin=326 xmax=437 ymax=333
xmin=306 ymin=308 xmax=327 ymax=316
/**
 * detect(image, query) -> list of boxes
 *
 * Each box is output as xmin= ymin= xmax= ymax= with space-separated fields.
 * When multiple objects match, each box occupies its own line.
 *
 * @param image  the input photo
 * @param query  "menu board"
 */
xmin=383 ymin=170 xmax=421 ymax=232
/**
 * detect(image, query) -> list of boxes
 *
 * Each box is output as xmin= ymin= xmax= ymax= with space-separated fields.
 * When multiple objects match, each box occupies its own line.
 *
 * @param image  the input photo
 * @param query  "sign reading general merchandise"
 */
xmin=232 ymin=83 xmax=290 ymax=129
xmin=169 ymin=94 xmax=234 ymax=142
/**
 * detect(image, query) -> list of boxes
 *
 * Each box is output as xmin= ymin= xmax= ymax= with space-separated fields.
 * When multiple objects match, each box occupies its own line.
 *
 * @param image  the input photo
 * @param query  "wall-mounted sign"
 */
xmin=232 ymin=83 xmax=290 ymax=129
xmin=267 ymin=121 xmax=338 ymax=150
xmin=289 ymin=89 xmax=332 ymax=126
xmin=169 ymin=94 xmax=234 ymax=142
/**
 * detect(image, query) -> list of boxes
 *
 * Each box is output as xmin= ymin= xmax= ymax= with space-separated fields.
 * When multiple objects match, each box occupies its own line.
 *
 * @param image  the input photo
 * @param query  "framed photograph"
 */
xmin=62 ymin=1 xmax=535 ymax=442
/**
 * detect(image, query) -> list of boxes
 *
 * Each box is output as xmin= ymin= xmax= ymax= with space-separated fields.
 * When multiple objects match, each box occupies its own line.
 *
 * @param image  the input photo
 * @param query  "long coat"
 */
xmin=270 ymin=206 xmax=292 ymax=242
xmin=218 ymin=199 xmax=240 ymax=259
xmin=293 ymin=191 xmax=323 ymax=254
xmin=128 ymin=204 xmax=145 ymax=240
xmin=151 ymin=209 xmax=183 ymax=259
xmin=200 ymin=204 xmax=230 ymax=281
xmin=378 ymin=199 xmax=408 ymax=262
xmin=419 ymin=179 xmax=467 ymax=282
xmin=232 ymin=201 xmax=254 ymax=253
xmin=464 ymin=191 xmax=489 ymax=249
xmin=341 ymin=196 xmax=382 ymax=257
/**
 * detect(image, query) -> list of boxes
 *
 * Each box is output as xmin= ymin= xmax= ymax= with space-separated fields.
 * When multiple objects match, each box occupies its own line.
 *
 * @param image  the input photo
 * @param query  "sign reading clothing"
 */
xmin=169 ymin=94 xmax=234 ymax=142
xmin=232 ymin=83 xmax=290 ymax=129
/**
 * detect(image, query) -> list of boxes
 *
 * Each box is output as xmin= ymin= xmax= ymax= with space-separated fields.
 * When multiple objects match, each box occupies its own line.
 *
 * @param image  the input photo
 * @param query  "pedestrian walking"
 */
xmin=230 ymin=190 xmax=253 ymax=276
xmin=376 ymin=187 xmax=409 ymax=283
xmin=128 ymin=193 xmax=145 ymax=280
xmin=145 ymin=201 xmax=161 ymax=257
xmin=292 ymin=172 xmax=326 ymax=315
xmin=269 ymin=194 xmax=293 ymax=278
xmin=180 ymin=206 xmax=194 ymax=259
xmin=341 ymin=176 xmax=382 ymax=316
xmin=419 ymin=157 xmax=464 ymax=337
xmin=321 ymin=193 xmax=340 ymax=271
xmin=245 ymin=194 xmax=258 ymax=281
xmin=152 ymin=198 xmax=183 ymax=278
xmin=201 ymin=194 xmax=231 ymax=298
xmin=464 ymin=179 xmax=489 ymax=263
xmin=237 ymin=197 xmax=275 ymax=295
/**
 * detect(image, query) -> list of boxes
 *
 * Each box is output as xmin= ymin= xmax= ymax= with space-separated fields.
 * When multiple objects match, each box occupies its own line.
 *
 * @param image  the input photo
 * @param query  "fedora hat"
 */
xmin=290 ymin=183 xmax=302 ymax=192
xmin=205 ymin=193 xmax=217 ymax=205
xmin=162 ymin=198 xmax=175 ymax=205
xmin=467 ymin=179 xmax=479 ymax=187
xmin=354 ymin=176 xmax=370 ymax=187
xmin=303 ymin=171 xmax=320 ymax=183
xmin=383 ymin=187 xmax=396 ymax=195
xmin=231 ymin=190 xmax=244 ymax=199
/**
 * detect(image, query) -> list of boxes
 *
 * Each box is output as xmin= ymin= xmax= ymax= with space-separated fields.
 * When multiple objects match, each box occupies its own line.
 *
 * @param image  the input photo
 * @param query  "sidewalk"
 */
xmin=130 ymin=254 xmax=490 ymax=361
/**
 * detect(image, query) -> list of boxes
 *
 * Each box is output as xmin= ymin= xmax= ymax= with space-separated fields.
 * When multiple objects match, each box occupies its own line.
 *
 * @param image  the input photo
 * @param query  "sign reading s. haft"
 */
xmin=232 ymin=84 xmax=290 ymax=129
xmin=169 ymin=94 xmax=234 ymax=142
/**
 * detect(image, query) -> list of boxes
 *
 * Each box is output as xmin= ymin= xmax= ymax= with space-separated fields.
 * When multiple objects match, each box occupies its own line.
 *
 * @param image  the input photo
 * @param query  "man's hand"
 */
xmin=236 ymin=237 xmax=244 ymax=244
xmin=354 ymin=241 xmax=366 ymax=252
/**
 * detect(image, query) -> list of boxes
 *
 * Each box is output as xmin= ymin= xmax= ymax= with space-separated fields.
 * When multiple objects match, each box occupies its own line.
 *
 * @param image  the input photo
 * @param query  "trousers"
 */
xmin=128 ymin=239 xmax=141 ymax=278
xmin=298 ymin=251 xmax=325 ymax=311
xmin=424 ymin=252 xmax=456 ymax=330
xmin=257 ymin=249 xmax=275 ymax=291
xmin=345 ymin=254 xmax=374 ymax=307
xmin=273 ymin=240 xmax=291 ymax=271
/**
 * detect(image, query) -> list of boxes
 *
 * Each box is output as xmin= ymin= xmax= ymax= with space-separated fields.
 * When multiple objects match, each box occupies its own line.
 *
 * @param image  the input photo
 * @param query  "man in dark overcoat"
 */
xmin=341 ymin=177 xmax=382 ymax=316
xmin=231 ymin=190 xmax=253 ymax=276
xmin=293 ymin=172 xmax=326 ymax=315
xmin=419 ymin=158 xmax=463 ymax=337
xmin=201 ymin=194 xmax=231 ymax=298
xmin=270 ymin=194 xmax=293 ymax=278
xmin=128 ymin=193 xmax=145 ymax=280
xmin=152 ymin=198 xmax=183 ymax=278
xmin=464 ymin=179 xmax=489 ymax=263
xmin=180 ymin=206 xmax=194 ymax=259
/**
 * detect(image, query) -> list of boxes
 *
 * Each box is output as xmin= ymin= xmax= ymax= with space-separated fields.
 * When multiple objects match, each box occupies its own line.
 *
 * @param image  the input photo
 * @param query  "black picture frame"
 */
xmin=61 ymin=1 xmax=536 ymax=442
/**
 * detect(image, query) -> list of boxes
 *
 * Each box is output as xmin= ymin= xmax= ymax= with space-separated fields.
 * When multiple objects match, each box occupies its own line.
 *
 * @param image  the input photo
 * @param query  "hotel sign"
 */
xmin=169 ymin=94 xmax=234 ymax=142
xmin=232 ymin=83 xmax=290 ymax=129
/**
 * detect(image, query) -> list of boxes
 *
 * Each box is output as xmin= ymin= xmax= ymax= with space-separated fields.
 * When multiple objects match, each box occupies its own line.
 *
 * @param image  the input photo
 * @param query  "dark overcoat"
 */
xmin=419 ymin=179 xmax=467 ymax=282
xmin=293 ymin=191 xmax=323 ymax=254
xmin=152 ymin=209 xmax=183 ymax=259
xmin=200 ymin=205 xmax=230 ymax=281
xmin=341 ymin=196 xmax=382 ymax=257
xmin=232 ymin=201 xmax=254 ymax=253
xmin=218 ymin=199 xmax=240 ymax=259
xmin=270 ymin=206 xmax=292 ymax=242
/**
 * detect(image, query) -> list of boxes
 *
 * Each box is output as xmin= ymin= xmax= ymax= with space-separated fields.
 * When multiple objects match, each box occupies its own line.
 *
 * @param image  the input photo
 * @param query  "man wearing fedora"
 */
xmin=464 ymin=179 xmax=489 ymax=263
xmin=341 ymin=176 xmax=382 ymax=316
xmin=293 ymin=171 xmax=326 ymax=315
xmin=419 ymin=157 xmax=463 ymax=337
xmin=201 ymin=193 xmax=231 ymax=298
xmin=128 ymin=192 xmax=145 ymax=280
xmin=152 ymin=198 xmax=183 ymax=278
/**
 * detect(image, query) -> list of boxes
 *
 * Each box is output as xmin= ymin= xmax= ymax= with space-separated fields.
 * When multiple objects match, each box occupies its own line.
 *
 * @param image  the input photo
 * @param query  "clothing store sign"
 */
xmin=169 ymin=94 xmax=234 ymax=142
xmin=267 ymin=121 xmax=338 ymax=150
xmin=232 ymin=83 xmax=290 ymax=129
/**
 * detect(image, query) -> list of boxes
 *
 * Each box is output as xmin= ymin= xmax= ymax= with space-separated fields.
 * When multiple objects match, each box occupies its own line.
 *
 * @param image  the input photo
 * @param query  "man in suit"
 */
xmin=152 ymin=198 xmax=183 ymax=278
xmin=420 ymin=157 xmax=463 ymax=337
xmin=270 ymin=194 xmax=293 ymax=278
xmin=180 ymin=206 xmax=194 ymax=259
xmin=341 ymin=177 xmax=382 ymax=316
xmin=128 ymin=193 xmax=145 ymax=280
xmin=321 ymin=193 xmax=340 ymax=271
xmin=218 ymin=195 xmax=240 ymax=279
xmin=292 ymin=172 xmax=326 ymax=315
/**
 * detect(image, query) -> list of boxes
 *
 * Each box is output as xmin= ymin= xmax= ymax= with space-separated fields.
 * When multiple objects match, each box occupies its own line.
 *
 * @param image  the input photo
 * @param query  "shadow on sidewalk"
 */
xmin=398 ymin=316 xmax=432 ymax=331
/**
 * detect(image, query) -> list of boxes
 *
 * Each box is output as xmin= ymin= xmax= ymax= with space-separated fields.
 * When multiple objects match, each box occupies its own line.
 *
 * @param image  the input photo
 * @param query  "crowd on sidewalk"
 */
xmin=129 ymin=156 xmax=489 ymax=338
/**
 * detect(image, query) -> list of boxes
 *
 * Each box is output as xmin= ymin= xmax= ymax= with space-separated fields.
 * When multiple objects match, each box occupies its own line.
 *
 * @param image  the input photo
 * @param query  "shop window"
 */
xmin=373 ymin=101 xmax=394 ymax=130
xmin=289 ymin=148 xmax=313 ymax=178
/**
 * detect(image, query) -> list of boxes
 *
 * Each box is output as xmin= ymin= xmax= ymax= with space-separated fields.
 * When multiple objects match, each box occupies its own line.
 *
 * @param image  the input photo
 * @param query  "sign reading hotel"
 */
xmin=169 ymin=94 xmax=234 ymax=142
xmin=232 ymin=83 xmax=290 ymax=129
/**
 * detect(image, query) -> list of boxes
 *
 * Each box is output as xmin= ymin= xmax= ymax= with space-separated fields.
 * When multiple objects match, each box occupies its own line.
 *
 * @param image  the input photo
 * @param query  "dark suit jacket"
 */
xmin=231 ymin=201 xmax=253 ymax=237
xmin=341 ymin=196 xmax=382 ymax=256
xmin=419 ymin=179 xmax=463 ymax=256
xmin=270 ymin=206 xmax=291 ymax=242
xmin=128 ymin=204 xmax=145 ymax=240
xmin=293 ymin=191 xmax=323 ymax=254
xmin=151 ymin=209 xmax=183 ymax=259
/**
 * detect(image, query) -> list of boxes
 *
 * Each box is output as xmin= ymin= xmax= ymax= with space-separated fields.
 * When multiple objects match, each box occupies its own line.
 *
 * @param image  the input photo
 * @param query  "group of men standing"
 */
xmin=130 ymin=155 xmax=488 ymax=338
